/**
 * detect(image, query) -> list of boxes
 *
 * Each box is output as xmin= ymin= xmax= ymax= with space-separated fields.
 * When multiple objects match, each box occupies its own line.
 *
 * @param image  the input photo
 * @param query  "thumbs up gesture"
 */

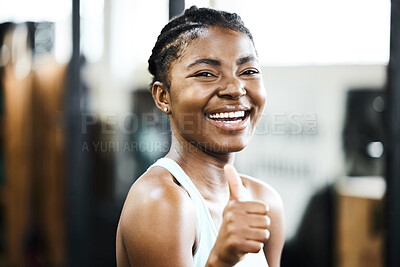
xmin=207 ymin=165 xmax=271 ymax=266
xmin=225 ymin=164 xmax=246 ymax=201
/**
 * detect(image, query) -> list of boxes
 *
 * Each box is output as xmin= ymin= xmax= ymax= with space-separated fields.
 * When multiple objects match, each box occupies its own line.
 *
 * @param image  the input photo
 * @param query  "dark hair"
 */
xmin=148 ymin=6 xmax=254 ymax=89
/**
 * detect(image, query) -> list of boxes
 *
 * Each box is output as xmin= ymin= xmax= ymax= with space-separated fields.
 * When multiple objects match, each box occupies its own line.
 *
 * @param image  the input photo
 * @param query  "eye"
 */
xmin=241 ymin=69 xmax=259 ymax=75
xmin=193 ymin=72 xmax=215 ymax=77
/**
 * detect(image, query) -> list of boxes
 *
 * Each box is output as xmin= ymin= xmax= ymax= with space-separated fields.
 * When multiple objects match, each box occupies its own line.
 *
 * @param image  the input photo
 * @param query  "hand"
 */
xmin=207 ymin=165 xmax=271 ymax=266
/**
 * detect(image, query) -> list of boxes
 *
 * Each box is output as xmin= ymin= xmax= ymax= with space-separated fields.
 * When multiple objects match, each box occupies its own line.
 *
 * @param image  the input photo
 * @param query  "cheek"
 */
xmin=251 ymin=82 xmax=267 ymax=110
xmin=168 ymin=88 xmax=209 ymax=130
xmin=172 ymin=85 xmax=213 ymax=111
xmin=249 ymin=85 xmax=267 ymax=127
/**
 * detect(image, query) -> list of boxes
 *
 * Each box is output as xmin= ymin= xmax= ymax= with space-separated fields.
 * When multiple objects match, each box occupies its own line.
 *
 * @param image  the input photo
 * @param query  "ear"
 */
xmin=151 ymin=81 xmax=171 ymax=114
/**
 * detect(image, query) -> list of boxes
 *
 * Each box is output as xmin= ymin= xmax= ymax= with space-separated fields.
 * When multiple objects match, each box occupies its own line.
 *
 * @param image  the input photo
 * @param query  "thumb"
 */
xmin=224 ymin=164 xmax=245 ymax=201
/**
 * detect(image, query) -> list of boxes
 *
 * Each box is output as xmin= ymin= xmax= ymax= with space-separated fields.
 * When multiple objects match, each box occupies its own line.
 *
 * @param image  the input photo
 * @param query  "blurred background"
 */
xmin=0 ymin=0 xmax=399 ymax=266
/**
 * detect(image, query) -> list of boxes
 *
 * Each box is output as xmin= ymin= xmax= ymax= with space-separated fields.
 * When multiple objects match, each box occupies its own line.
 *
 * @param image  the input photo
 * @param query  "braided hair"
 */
xmin=148 ymin=6 xmax=254 ymax=89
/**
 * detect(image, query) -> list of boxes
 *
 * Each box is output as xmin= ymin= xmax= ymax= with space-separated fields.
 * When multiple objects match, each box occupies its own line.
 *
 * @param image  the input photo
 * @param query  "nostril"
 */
xmin=218 ymin=93 xmax=243 ymax=100
xmin=217 ymin=84 xmax=246 ymax=99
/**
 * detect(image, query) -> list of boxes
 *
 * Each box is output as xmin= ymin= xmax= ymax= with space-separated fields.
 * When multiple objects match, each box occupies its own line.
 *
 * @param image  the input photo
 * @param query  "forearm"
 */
xmin=205 ymin=253 xmax=234 ymax=267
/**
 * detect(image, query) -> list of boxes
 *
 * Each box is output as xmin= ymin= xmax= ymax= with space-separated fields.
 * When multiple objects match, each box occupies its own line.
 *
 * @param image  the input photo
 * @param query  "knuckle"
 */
xmin=224 ymin=202 xmax=234 ymax=212
xmin=259 ymin=216 xmax=267 ymax=227
xmin=249 ymin=242 xmax=263 ymax=253
xmin=251 ymin=201 xmax=268 ymax=214
xmin=265 ymin=229 xmax=270 ymax=240
xmin=223 ymin=205 xmax=231 ymax=215
xmin=227 ymin=224 xmax=236 ymax=235
xmin=266 ymin=216 xmax=271 ymax=227
xmin=229 ymin=236 xmax=241 ymax=249
xmin=231 ymin=202 xmax=242 ymax=211
xmin=225 ymin=201 xmax=241 ymax=214
xmin=225 ymin=211 xmax=234 ymax=223
xmin=261 ymin=231 xmax=268 ymax=242
xmin=227 ymin=200 xmax=235 ymax=207
xmin=260 ymin=202 xmax=268 ymax=213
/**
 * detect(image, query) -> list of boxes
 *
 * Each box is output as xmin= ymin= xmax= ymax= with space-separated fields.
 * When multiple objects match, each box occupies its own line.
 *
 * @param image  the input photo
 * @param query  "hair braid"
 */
xmin=148 ymin=6 xmax=254 ymax=90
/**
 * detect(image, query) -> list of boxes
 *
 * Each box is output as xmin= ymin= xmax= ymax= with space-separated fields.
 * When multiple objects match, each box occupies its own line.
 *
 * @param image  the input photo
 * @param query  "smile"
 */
xmin=205 ymin=110 xmax=251 ymax=130
xmin=207 ymin=111 xmax=247 ymax=123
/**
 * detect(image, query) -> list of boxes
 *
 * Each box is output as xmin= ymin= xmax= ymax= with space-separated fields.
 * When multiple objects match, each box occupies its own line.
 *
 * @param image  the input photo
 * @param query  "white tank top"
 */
xmin=151 ymin=158 xmax=268 ymax=267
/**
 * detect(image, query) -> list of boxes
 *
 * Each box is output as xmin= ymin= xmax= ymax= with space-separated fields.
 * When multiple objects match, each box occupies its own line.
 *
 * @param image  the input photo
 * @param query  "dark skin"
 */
xmin=116 ymin=26 xmax=285 ymax=267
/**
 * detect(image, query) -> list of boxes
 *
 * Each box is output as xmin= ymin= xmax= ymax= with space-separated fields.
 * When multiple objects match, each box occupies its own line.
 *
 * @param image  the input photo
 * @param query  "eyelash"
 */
xmin=192 ymin=69 xmax=259 ymax=78
xmin=241 ymin=69 xmax=259 ymax=75
xmin=194 ymin=72 xmax=215 ymax=77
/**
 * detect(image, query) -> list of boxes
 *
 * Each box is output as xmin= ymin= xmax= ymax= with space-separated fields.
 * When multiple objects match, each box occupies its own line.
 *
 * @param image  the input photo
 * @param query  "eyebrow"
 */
xmin=186 ymin=55 xmax=258 ymax=69
xmin=237 ymin=55 xmax=257 ymax=65
xmin=187 ymin=58 xmax=221 ymax=69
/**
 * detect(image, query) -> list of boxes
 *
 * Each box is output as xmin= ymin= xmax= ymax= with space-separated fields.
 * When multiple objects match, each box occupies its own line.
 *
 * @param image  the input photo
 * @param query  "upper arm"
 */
xmin=242 ymin=177 xmax=285 ymax=267
xmin=119 ymin=183 xmax=196 ymax=267
xmin=262 ymin=186 xmax=285 ymax=267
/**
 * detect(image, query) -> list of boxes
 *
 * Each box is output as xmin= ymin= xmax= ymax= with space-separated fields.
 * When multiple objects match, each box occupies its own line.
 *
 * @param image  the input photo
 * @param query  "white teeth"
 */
xmin=208 ymin=111 xmax=245 ymax=119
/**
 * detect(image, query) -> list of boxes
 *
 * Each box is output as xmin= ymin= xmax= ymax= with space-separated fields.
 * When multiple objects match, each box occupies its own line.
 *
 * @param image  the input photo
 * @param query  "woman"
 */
xmin=116 ymin=6 xmax=284 ymax=267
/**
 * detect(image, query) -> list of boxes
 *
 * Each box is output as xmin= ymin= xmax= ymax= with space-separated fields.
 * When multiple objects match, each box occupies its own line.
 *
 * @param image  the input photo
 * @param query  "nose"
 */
xmin=217 ymin=77 xmax=246 ymax=99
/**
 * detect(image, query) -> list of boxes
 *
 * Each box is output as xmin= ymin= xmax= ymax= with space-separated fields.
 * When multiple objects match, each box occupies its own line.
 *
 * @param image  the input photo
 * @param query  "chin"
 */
xmin=200 ymin=139 xmax=249 ymax=154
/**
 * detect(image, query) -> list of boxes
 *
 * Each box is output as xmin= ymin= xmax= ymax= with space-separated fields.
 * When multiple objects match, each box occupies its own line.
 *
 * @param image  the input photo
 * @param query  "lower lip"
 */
xmin=205 ymin=113 xmax=250 ymax=132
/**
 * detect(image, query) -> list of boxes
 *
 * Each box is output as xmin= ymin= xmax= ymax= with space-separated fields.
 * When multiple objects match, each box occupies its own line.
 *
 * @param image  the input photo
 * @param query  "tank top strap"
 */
xmin=150 ymin=158 xmax=218 ymax=236
xmin=151 ymin=158 xmax=252 ymax=207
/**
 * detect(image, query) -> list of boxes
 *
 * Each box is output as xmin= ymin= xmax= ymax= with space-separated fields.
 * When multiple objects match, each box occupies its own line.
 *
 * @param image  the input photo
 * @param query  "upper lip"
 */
xmin=205 ymin=105 xmax=251 ymax=115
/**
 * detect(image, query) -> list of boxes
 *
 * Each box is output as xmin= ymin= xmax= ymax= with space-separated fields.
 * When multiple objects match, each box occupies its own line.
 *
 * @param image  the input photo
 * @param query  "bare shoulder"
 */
xmin=117 ymin=166 xmax=196 ymax=267
xmin=119 ymin=166 xmax=195 ymax=228
xmin=121 ymin=166 xmax=194 ymax=216
xmin=240 ymin=174 xmax=283 ymax=210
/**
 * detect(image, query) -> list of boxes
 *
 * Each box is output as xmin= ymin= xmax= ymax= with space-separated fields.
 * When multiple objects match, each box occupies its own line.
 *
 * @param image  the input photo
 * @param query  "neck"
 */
xmin=166 ymin=134 xmax=235 ymax=192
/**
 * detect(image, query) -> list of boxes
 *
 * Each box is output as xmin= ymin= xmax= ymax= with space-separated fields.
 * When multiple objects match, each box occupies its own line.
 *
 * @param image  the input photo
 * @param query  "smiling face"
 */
xmin=157 ymin=26 xmax=266 ymax=153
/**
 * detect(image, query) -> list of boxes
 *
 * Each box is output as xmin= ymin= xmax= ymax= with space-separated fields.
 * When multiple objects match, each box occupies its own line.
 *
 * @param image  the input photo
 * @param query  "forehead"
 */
xmin=177 ymin=26 xmax=257 ymax=66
